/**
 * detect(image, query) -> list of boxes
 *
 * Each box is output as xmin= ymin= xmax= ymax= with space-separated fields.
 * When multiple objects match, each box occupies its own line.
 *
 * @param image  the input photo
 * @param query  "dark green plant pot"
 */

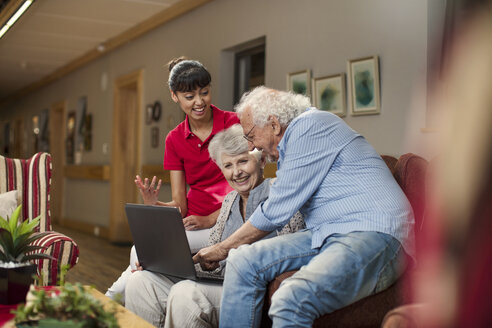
xmin=0 ymin=263 xmax=37 ymax=305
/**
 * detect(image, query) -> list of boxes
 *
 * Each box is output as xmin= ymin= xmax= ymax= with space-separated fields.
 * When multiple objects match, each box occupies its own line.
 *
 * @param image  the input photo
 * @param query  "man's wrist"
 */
xmin=218 ymin=240 xmax=233 ymax=256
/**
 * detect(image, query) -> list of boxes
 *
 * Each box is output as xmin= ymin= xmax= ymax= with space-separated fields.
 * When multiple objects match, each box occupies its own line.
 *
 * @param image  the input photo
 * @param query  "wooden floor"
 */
xmin=53 ymin=224 xmax=132 ymax=293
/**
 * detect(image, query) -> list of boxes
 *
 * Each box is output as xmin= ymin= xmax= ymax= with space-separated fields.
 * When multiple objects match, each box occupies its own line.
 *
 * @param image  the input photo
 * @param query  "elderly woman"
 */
xmin=125 ymin=124 xmax=303 ymax=327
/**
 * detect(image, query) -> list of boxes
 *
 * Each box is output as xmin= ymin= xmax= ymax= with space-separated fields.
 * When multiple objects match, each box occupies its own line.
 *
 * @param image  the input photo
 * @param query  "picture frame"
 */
xmin=347 ymin=56 xmax=380 ymax=115
xmin=287 ymin=69 xmax=311 ymax=96
xmin=66 ymin=111 xmax=76 ymax=164
xmin=312 ymin=74 xmax=346 ymax=117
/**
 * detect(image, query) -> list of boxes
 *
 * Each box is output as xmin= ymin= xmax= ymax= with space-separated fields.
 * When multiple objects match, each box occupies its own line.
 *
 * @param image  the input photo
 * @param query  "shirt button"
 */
xmin=198 ymin=144 xmax=201 ymax=147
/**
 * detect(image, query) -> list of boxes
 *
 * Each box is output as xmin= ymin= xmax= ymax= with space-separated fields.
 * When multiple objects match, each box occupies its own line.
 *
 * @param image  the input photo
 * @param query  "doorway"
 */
xmin=49 ymin=101 xmax=66 ymax=225
xmin=234 ymin=44 xmax=265 ymax=104
xmin=110 ymin=70 xmax=143 ymax=242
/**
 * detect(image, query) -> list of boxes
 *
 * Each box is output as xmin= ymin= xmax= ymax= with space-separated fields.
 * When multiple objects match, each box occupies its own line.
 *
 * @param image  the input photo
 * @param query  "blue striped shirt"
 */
xmin=248 ymin=108 xmax=415 ymax=259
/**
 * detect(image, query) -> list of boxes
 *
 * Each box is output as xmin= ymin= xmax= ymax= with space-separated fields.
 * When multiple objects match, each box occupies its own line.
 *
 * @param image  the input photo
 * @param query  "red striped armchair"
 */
xmin=0 ymin=152 xmax=79 ymax=286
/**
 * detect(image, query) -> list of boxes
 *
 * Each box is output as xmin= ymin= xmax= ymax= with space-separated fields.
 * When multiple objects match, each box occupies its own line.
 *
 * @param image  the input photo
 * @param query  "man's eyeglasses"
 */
xmin=243 ymin=125 xmax=256 ymax=142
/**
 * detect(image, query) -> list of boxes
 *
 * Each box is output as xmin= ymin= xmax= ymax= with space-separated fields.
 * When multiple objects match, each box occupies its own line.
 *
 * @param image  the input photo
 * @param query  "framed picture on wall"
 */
xmin=347 ymin=56 xmax=380 ymax=115
xmin=66 ymin=111 xmax=76 ymax=164
xmin=312 ymin=74 xmax=346 ymax=117
xmin=287 ymin=69 xmax=311 ymax=96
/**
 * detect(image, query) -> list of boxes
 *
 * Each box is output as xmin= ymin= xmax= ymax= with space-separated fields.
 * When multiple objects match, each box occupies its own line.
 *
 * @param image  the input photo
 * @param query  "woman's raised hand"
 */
xmin=135 ymin=175 xmax=162 ymax=205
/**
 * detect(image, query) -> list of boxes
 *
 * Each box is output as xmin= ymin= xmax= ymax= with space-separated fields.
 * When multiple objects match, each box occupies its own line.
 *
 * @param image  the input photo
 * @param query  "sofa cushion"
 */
xmin=263 ymin=271 xmax=406 ymax=328
xmin=0 ymin=190 xmax=17 ymax=219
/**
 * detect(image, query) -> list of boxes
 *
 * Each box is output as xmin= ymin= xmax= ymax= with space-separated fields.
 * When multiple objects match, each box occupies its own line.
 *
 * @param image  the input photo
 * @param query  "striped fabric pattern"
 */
xmin=0 ymin=152 xmax=79 ymax=286
xmin=31 ymin=231 xmax=80 ymax=286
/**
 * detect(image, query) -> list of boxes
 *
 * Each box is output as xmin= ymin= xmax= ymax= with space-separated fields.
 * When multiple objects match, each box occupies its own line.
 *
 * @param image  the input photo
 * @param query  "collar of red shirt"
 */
xmin=183 ymin=104 xmax=225 ymax=140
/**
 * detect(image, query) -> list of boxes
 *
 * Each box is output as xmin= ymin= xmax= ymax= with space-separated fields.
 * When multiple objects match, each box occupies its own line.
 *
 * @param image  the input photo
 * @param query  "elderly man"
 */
xmin=193 ymin=86 xmax=415 ymax=327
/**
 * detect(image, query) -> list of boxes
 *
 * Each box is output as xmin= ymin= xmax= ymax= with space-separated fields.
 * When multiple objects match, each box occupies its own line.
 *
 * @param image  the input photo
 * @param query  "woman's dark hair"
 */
xmin=167 ymin=57 xmax=211 ymax=93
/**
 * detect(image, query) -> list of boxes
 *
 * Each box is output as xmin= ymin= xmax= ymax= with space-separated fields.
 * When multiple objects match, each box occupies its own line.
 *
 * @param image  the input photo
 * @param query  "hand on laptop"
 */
xmin=135 ymin=175 xmax=162 ymax=205
xmin=183 ymin=208 xmax=220 ymax=230
xmin=183 ymin=214 xmax=214 ymax=230
xmin=193 ymin=243 xmax=228 ymax=271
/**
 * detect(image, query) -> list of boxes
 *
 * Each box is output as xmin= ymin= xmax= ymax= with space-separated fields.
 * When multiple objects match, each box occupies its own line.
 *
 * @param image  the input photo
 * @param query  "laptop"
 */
xmin=125 ymin=203 xmax=223 ymax=283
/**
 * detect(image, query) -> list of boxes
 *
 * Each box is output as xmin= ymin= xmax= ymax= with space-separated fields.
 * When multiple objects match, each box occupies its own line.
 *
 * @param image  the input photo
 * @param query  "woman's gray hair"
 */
xmin=234 ymin=86 xmax=311 ymax=127
xmin=209 ymin=124 xmax=262 ymax=167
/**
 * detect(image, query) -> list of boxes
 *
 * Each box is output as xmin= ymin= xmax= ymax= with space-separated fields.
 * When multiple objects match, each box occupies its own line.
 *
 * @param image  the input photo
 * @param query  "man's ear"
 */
xmin=170 ymin=90 xmax=179 ymax=103
xmin=269 ymin=115 xmax=282 ymax=136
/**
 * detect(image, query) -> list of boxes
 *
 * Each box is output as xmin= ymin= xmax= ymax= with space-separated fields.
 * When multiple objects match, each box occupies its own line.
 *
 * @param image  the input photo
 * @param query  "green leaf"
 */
xmin=0 ymin=249 xmax=7 ymax=261
xmin=15 ymin=244 xmax=44 ymax=256
xmin=11 ymin=231 xmax=50 ymax=260
xmin=8 ymin=205 xmax=21 ymax=232
xmin=12 ymin=232 xmax=32 ymax=250
xmin=18 ymin=216 xmax=40 ymax=235
xmin=0 ymin=216 xmax=9 ymax=231
xmin=22 ymin=252 xmax=56 ymax=262
xmin=23 ymin=231 xmax=52 ymax=246
xmin=0 ymin=229 xmax=14 ymax=255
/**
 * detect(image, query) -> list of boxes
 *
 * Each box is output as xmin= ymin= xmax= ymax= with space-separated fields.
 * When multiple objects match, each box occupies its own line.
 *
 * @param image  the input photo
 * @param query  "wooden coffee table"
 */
xmin=89 ymin=288 xmax=154 ymax=328
xmin=2 ymin=287 xmax=154 ymax=328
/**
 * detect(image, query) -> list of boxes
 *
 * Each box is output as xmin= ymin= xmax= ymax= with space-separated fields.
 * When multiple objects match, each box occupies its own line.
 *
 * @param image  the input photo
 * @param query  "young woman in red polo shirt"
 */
xmin=106 ymin=58 xmax=239 ymax=300
xmin=155 ymin=57 xmax=239 ymax=232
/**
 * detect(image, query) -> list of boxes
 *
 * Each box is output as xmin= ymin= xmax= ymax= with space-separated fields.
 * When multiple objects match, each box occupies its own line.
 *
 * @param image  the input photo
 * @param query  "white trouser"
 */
xmin=165 ymin=280 xmax=223 ymax=328
xmin=186 ymin=228 xmax=212 ymax=253
xmin=105 ymin=246 xmax=138 ymax=302
xmin=125 ymin=270 xmax=176 ymax=327
xmin=106 ymin=228 xmax=210 ymax=301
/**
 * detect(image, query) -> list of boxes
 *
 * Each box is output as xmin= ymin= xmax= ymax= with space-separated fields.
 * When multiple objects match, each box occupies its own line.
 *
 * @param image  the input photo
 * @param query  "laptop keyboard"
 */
xmin=196 ymin=270 xmax=224 ymax=281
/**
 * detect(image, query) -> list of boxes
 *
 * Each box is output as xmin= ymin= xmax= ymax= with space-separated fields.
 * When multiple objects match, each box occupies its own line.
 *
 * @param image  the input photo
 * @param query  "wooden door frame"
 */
xmin=110 ymin=70 xmax=143 ymax=242
xmin=49 ymin=101 xmax=66 ymax=225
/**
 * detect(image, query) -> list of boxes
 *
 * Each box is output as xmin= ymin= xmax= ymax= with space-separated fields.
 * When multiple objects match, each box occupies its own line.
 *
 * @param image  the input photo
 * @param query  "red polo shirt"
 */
xmin=163 ymin=105 xmax=240 ymax=217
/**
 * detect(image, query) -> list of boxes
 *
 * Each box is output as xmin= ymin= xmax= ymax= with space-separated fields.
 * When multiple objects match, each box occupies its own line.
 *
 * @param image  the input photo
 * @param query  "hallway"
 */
xmin=54 ymin=224 xmax=132 ymax=293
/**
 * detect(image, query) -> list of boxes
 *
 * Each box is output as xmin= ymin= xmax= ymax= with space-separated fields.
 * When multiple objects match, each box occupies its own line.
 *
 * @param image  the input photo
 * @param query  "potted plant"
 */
xmin=0 ymin=205 xmax=53 ymax=304
xmin=12 ymin=282 xmax=120 ymax=328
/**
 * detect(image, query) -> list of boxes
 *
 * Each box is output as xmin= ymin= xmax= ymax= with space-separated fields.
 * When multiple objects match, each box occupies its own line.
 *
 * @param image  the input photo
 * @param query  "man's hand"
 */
xmin=193 ymin=243 xmax=229 ymax=271
xmin=193 ymin=221 xmax=270 ymax=271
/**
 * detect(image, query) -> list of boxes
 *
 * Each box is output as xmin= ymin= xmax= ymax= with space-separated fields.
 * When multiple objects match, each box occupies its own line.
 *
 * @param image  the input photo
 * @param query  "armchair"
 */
xmin=0 ymin=152 xmax=79 ymax=286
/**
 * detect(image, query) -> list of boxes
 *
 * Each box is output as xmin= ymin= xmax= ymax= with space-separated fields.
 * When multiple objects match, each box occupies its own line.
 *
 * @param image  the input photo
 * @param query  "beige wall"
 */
xmin=0 ymin=0 xmax=440 ymax=227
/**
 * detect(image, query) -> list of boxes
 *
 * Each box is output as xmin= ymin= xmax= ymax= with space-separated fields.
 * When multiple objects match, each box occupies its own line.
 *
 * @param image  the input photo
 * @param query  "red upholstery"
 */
xmin=0 ymin=153 xmax=79 ymax=286
xmin=393 ymin=153 xmax=427 ymax=234
xmin=261 ymin=153 xmax=428 ymax=327
xmin=381 ymin=155 xmax=398 ymax=176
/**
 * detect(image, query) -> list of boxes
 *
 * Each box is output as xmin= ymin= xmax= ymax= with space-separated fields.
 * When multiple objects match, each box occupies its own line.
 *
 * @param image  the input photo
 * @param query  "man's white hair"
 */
xmin=235 ymin=86 xmax=311 ymax=127
xmin=209 ymin=124 xmax=262 ymax=168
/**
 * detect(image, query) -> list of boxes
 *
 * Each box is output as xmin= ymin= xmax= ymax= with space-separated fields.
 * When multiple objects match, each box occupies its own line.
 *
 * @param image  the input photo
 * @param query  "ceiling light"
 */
xmin=0 ymin=0 xmax=33 ymax=40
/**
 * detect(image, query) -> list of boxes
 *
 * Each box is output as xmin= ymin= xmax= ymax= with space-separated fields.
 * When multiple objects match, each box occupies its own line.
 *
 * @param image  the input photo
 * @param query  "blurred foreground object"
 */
xmin=384 ymin=3 xmax=492 ymax=327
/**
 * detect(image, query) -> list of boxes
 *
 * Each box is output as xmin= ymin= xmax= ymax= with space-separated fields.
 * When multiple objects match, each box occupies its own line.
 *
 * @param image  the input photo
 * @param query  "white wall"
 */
xmin=0 ymin=0 xmax=436 ymax=227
